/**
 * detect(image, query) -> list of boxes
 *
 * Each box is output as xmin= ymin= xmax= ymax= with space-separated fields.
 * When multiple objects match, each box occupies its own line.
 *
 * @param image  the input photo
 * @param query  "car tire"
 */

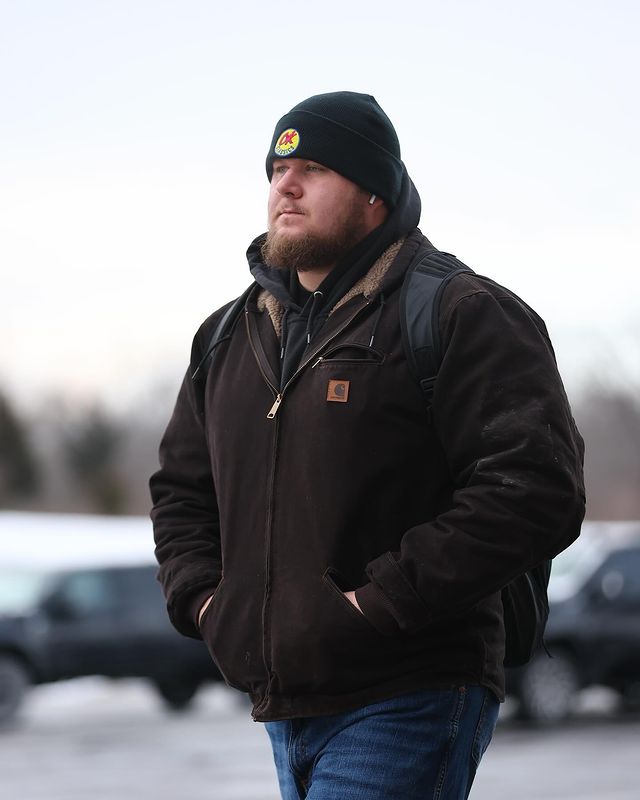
xmin=153 ymin=679 xmax=199 ymax=711
xmin=619 ymin=683 xmax=640 ymax=714
xmin=0 ymin=655 xmax=30 ymax=724
xmin=516 ymin=650 xmax=580 ymax=724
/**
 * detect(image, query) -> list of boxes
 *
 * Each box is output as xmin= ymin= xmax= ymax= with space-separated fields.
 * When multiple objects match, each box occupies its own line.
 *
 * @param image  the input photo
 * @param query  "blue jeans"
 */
xmin=265 ymin=686 xmax=499 ymax=800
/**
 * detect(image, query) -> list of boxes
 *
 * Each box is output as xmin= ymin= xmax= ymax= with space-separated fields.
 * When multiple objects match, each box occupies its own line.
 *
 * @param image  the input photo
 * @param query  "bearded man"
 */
xmin=150 ymin=91 xmax=585 ymax=799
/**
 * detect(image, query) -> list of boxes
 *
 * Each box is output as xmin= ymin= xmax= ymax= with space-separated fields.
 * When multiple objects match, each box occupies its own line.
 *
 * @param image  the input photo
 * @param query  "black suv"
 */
xmin=0 ymin=562 xmax=221 ymax=723
xmin=507 ymin=523 xmax=640 ymax=723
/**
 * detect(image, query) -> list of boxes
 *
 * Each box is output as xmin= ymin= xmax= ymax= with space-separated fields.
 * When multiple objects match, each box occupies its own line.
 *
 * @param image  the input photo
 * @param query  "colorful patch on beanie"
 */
xmin=274 ymin=128 xmax=300 ymax=157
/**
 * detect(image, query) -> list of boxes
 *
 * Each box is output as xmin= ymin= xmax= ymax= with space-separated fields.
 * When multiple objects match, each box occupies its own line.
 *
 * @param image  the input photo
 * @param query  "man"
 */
xmin=150 ymin=92 xmax=585 ymax=799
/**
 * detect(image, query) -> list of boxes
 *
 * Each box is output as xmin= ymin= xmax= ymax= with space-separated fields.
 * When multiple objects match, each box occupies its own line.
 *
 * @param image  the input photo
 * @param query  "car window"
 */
xmin=599 ymin=548 xmax=640 ymax=604
xmin=115 ymin=566 xmax=167 ymax=624
xmin=548 ymin=536 xmax=606 ymax=602
xmin=116 ymin=566 xmax=163 ymax=602
xmin=0 ymin=568 xmax=51 ymax=614
xmin=57 ymin=570 xmax=120 ymax=616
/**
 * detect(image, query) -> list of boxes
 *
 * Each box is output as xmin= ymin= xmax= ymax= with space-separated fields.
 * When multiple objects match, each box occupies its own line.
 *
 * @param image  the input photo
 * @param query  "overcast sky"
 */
xmin=1 ymin=0 xmax=638 ymax=411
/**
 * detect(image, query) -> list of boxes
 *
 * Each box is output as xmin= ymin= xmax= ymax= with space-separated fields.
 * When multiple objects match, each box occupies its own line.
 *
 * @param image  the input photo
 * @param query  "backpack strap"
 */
xmin=191 ymin=283 xmax=255 ymax=381
xmin=399 ymin=250 xmax=473 ymax=407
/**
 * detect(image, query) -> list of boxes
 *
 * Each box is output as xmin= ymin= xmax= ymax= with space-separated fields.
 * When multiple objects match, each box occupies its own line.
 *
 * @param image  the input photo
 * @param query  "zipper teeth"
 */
xmin=257 ymin=410 xmax=279 ymax=716
xmin=245 ymin=298 xmax=373 ymax=715
xmin=245 ymin=313 xmax=279 ymax=716
xmin=245 ymin=314 xmax=279 ymax=398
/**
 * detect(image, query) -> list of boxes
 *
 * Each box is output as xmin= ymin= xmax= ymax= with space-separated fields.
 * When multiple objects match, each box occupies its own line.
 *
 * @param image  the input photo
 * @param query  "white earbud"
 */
xmin=368 ymin=194 xmax=377 ymax=205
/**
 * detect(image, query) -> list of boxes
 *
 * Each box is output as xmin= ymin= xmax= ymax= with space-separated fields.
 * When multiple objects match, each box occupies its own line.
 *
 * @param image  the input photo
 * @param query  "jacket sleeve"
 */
xmin=150 ymin=319 xmax=223 ymax=640
xmin=356 ymin=278 xmax=586 ymax=635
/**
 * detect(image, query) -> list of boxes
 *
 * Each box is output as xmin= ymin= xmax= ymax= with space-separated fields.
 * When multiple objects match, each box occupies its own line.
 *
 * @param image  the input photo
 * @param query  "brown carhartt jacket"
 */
xmin=150 ymin=229 xmax=585 ymax=721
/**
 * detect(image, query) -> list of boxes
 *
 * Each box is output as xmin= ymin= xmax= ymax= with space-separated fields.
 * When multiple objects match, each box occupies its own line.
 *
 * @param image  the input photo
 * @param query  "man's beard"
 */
xmin=261 ymin=210 xmax=369 ymax=273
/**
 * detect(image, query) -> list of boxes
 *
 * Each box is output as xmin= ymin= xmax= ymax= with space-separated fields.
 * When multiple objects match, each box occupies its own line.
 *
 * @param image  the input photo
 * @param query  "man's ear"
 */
xmin=365 ymin=194 xmax=388 ymax=227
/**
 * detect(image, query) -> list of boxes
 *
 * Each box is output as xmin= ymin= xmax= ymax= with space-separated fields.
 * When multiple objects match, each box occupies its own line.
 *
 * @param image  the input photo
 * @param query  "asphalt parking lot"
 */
xmin=1 ymin=680 xmax=639 ymax=800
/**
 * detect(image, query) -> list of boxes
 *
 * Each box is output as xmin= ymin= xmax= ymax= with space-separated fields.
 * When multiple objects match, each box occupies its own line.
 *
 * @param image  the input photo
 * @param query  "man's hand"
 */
xmin=344 ymin=590 xmax=363 ymax=613
xmin=197 ymin=594 xmax=214 ymax=627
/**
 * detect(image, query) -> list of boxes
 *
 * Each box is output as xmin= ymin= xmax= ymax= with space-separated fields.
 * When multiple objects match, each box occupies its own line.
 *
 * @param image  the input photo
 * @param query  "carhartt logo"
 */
xmin=327 ymin=380 xmax=350 ymax=403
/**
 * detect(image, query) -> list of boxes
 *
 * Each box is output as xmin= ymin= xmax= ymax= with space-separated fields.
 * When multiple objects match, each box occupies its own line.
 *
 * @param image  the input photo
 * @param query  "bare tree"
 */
xmin=0 ymin=389 xmax=40 ymax=506
xmin=574 ymin=385 xmax=640 ymax=519
xmin=6 ymin=370 xmax=639 ymax=521
xmin=60 ymin=405 xmax=128 ymax=515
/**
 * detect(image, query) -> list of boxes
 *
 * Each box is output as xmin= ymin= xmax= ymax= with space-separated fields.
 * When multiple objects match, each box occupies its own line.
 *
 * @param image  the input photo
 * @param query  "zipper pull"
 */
xmin=267 ymin=394 xmax=283 ymax=419
xmin=311 ymin=357 xmax=323 ymax=368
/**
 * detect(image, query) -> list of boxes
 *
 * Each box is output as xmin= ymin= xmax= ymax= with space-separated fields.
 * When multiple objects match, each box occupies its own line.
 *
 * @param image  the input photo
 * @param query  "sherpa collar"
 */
xmin=257 ymin=239 xmax=404 ymax=338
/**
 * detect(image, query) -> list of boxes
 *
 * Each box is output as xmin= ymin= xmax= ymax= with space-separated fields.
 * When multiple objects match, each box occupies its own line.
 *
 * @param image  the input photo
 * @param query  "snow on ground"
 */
xmin=0 ymin=511 xmax=156 ymax=569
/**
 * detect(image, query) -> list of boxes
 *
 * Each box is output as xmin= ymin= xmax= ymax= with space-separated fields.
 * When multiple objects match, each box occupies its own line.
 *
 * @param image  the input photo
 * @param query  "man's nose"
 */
xmin=277 ymin=170 xmax=302 ymax=198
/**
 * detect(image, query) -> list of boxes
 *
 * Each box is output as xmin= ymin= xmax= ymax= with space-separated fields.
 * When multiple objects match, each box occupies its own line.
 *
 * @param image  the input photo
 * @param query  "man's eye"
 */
xmin=306 ymin=164 xmax=323 ymax=172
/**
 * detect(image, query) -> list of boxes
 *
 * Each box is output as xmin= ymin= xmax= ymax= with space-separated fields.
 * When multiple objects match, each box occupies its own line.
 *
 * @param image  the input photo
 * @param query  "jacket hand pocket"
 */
xmin=322 ymin=567 xmax=376 ymax=629
xmin=197 ymin=577 xmax=225 ymax=630
xmin=269 ymin=570 xmax=400 ymax=696
xmin=198 ymin=577 xmax=258 ymax=693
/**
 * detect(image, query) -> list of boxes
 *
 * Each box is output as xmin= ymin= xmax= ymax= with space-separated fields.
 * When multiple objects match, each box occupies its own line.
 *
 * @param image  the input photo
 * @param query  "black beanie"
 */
xmin=266 ymin=91 xmax=404 ymax=207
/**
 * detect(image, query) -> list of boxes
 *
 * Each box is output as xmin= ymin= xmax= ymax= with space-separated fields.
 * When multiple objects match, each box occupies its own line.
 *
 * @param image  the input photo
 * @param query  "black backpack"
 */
xmin=400 ymin=249 xmax=551 ymax=668
xmin=194 ymin=249 xmax=551 ymax=668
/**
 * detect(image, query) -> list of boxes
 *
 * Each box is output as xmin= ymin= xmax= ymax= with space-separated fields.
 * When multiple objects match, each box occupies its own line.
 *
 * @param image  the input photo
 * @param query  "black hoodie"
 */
xmin=247 ymin=167 xmax=422 ymax=386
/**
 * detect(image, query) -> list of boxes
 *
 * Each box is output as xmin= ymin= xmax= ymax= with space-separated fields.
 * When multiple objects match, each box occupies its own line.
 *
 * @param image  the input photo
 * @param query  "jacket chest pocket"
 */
xmin=312 ymin=342 xmax=386 ymax=368
xmin=305 ymin=343 xmax=391 ymax=417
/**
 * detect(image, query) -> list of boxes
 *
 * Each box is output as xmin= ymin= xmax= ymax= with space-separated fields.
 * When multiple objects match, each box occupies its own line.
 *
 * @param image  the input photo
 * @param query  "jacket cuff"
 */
xmin=355 ymin=582 xmax=401 ymax=636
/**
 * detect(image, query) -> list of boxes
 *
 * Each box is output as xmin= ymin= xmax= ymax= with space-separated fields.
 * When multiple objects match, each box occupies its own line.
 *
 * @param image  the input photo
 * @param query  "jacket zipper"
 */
xmin=250 ymin=299 xmax=373 ymax=419
xmin=267 ymin=395 xmax=282 ymax=419
xmin=244 ymin=317 xmax=279 ymax=717
xmin=255 ymin=406 xmax=280 ymax=719
xmin=245 ymin=299 xmax=372 ymax=718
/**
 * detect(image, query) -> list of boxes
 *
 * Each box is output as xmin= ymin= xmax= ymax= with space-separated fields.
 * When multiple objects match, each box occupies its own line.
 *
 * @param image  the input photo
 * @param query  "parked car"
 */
xmin=507 ymin=521 xmax=640 ymax=723
xmin=0 ymin=513 xmax=221 ymax=724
